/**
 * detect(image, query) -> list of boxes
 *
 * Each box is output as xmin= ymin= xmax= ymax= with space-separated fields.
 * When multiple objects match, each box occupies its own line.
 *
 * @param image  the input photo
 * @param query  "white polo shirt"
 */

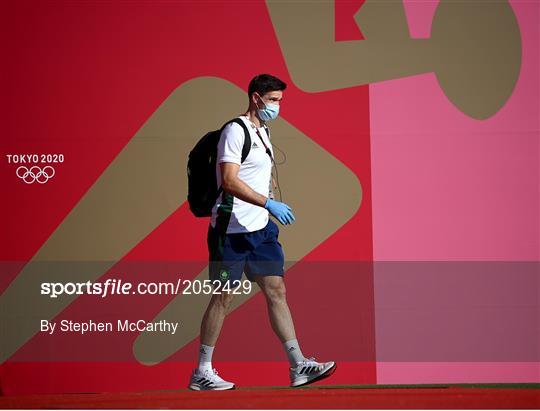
xmin=210 ymin=116 xmax=274 ymax=234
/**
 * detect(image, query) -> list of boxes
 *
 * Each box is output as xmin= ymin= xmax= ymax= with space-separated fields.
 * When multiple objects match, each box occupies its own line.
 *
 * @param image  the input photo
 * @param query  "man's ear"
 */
xmin=253 ymin=93 xmax=263 ymax=107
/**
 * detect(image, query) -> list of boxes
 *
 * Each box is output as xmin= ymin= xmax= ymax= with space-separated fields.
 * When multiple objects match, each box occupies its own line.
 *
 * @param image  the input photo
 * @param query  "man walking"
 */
xmin=189 ymin=74 xmax=336 ymax=390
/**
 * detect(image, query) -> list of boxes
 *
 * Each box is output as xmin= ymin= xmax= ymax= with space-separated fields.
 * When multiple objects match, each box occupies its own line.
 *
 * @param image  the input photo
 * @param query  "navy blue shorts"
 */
xmin=207 ymin=219 xmax=285 ymax=283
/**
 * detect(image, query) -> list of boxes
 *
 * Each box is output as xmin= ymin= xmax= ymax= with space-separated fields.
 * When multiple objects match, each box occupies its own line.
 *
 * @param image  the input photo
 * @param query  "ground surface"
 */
xmin=0 ymin=383 xmax=539 ymax=409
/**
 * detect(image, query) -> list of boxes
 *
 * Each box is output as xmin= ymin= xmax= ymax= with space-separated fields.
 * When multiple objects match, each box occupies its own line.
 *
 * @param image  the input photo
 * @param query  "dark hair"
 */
xmin=248 ymin=74 xmax=287 ymax=98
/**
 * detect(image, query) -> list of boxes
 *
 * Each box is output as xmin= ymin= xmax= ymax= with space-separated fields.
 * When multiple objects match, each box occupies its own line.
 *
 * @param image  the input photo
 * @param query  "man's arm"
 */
xmin=220 ymin=162 xmax=267 ymax=207
xmin=217 ymin=123 xmax=294 ymax=224
xmin=220 ymin=161 xmax=295 ymax=225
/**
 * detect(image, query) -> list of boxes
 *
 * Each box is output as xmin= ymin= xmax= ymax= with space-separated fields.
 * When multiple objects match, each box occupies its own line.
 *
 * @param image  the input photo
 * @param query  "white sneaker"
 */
xmin=289 ymin=357 xmax=337 ymax=387
xmin=188 ymin=368 xmax=235 ymax=391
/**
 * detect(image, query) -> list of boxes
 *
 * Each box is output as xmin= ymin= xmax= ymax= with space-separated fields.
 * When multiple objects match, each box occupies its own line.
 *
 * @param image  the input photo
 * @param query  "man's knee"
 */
xmin=260 ymin=277 xmax=287 ymax=304
xmin=210 ymin=290 xmax=235 ymax=312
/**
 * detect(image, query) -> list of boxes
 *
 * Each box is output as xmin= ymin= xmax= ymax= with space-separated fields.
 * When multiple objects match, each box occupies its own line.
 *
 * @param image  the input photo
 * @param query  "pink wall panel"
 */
xmin=371 ymin=0 xmax=539 ymax=383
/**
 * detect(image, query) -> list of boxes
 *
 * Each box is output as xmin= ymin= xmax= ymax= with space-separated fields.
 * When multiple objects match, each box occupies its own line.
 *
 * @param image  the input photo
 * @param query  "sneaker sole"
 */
xmin=188 ymin=384 xmax=236 ymax=391
xmin=291 ymin=362 xmax=337 ymax=388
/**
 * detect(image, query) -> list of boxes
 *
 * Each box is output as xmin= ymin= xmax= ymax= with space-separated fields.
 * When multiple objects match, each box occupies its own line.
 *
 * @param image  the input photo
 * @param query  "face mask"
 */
xmin=255 ymin=94 xmax=279 ymax=121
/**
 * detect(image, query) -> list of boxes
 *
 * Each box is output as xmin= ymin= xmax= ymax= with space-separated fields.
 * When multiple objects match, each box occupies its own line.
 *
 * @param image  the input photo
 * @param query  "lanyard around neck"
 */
xmin=245 ymin=116 xmax=273 ymax=161
xmin=254 ymin=128 xmax=273 ymax=161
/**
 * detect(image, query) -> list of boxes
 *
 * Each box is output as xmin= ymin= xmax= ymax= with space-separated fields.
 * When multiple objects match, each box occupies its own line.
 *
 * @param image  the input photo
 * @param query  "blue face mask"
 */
xmin=256 ymin=95 xmax=279 ymax=121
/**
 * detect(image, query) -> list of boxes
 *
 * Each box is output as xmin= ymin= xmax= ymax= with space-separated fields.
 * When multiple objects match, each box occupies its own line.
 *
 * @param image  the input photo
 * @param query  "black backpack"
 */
xmin=187 ymin=118 xmax=253 ymax=217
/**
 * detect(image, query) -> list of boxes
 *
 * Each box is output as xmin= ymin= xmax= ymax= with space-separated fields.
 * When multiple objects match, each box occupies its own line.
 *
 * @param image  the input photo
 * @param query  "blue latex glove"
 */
xmin=264 ymin=199 xmax=295 ymax=225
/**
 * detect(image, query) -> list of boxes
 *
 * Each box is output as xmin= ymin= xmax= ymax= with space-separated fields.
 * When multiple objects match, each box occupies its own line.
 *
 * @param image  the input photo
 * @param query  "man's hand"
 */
xmin=265 ymin=199 xmax=295 ymax=225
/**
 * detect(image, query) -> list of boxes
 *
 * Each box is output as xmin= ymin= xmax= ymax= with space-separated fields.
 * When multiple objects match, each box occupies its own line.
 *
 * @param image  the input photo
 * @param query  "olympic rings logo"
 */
xmin=16 ymin=166 xmax=56 ymax=184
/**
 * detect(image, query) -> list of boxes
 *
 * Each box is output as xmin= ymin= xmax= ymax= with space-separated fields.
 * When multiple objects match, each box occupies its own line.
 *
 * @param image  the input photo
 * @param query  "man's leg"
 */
xmin=253 ymin=274 xmax=307 ymax=366
xmin=253 ymin=273 xmax=336 ymax=387
xmin=253 ymin=274 xmax=296 ymax=342
xmin=190 ymin=222 xmax=247 ymax=390
xmin=188 ymin=290 xmax=236 ymax=391
xmin=200 ymin=291 xmax=234 ymax=347
xmin=198 ymin=224 xmax=241 ymax=373
xmin=196 ymin=290 xmax=234 ymax=372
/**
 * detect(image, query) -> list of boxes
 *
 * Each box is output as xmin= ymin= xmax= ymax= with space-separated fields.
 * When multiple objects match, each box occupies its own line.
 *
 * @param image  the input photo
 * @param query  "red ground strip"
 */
xmin=0 ymin=362 xmax=375 ymax=396
xmin=0 ymin=387 xmax=539 ymax=409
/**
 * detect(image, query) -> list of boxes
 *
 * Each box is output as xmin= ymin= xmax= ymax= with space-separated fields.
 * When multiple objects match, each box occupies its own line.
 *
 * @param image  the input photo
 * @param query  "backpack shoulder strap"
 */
xmin=223 ymin=118 xmax=251 ymax=163
xmin=215 ymin=118 xmax=251 ymax=202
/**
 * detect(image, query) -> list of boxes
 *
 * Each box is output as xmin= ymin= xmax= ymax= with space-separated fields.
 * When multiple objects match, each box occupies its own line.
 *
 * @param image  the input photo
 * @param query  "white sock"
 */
xmin=198 ymin=344 xmax=214 ymax=372
xmin=283 ymin=339 xmax=306 ymax=367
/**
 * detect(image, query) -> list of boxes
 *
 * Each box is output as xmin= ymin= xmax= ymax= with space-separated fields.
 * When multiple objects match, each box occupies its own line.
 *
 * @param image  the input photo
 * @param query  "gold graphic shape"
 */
xmin=0 ymin=77 xmax=362 ymax=364
xmin=266 ymin=0 xmax=521 ymax=119
xmin=132 ymin=77 xmax=362 ymax=364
